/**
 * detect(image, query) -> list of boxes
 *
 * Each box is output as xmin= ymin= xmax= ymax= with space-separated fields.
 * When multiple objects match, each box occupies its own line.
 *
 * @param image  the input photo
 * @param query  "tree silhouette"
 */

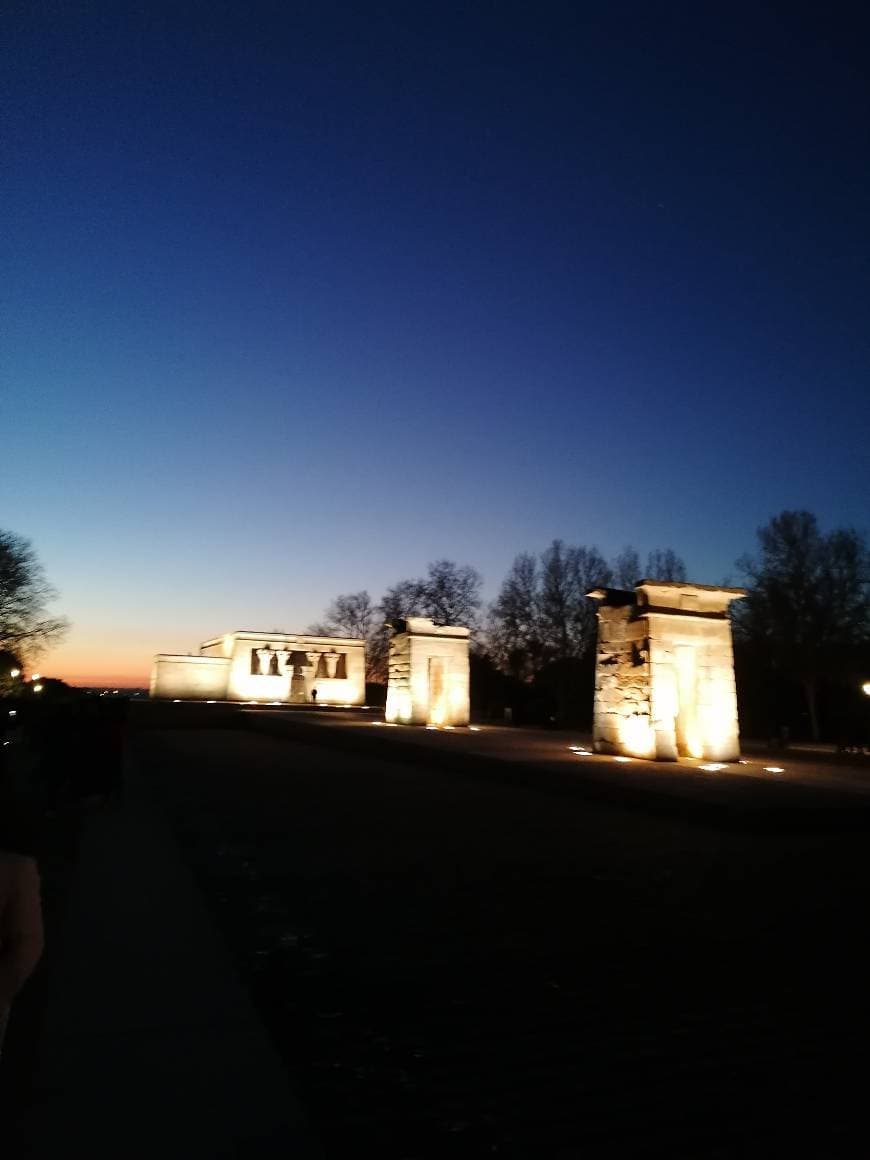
xmin=0 ymin=531 xmax=68 ymax=662
xmin=313 ymin=561 xmax=483 ymax=685
xmin=736 ymin=510 xmax=870 ymax=740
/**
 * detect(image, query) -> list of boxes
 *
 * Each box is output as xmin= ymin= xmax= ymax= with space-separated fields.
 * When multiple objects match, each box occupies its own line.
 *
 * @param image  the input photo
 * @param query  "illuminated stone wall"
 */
xmin=589 ymin=582 xmax=745 ymax=761
xmin=150 ymin=654 xmax=230 ymax=700
xmin=151 ymin=630 xmax=366 ymax=704
xmin=386 ymin=618 xmax=470 ymax=726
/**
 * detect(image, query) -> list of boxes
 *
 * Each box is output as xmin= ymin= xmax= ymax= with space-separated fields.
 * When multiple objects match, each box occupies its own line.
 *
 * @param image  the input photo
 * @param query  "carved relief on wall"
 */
xmin=251 ymin=646 xmax=294 ymax=676
xmin=255 ymin=647 xmax=273 ymax=675
xmin=249 ymin=645 xmax=347 ymax=681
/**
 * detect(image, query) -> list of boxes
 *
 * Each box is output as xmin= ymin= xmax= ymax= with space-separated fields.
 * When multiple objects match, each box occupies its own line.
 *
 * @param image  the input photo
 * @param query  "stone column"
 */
xmin=256 ymin=647 xmax=273 ymax=676
xmin=324 ymin=651 xmax=340 ymax=678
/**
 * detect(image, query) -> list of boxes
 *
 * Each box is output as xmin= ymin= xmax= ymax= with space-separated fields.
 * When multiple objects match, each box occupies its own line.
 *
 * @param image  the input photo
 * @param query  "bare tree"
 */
xmin=612 ymin=545 xmax=641 ymax=589
xmin=488 ymin=553 xmax=544 ymax=680
xmin=316 ymin=591 xmax=377 ymax=639
xmin=313 ymin=562 xmax=483 ymax=686
xmin=489 ymin=540 xmax=611 ymax=677
xmin=539 ymin=539 xmax=575 ymax=659
xmin=612 ymin=545 xmax=687 ymax=586
xmin=421 ymin=560 xmax=482 ymax=627
xmin=379 ymin=579 xmax=427 ymax=622
xmin=567 ymin=545 xmax=612 ymax=657
xmin=736 ymin=510 xmax=870 ymax=740
xmin=0 ymin=531 xmax=68 ymax=662
xmin=645 ymin=548 xmax=687 ymax=582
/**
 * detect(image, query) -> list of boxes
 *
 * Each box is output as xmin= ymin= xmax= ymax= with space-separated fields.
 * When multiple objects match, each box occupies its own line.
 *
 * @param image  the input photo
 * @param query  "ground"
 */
xmin=131 ymin=712 xmax=870 ymax=1158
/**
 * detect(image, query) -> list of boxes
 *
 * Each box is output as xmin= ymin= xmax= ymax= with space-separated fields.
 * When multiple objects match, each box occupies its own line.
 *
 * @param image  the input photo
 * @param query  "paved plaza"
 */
xmin=5 ymin=705 xmax=870 ymax=1157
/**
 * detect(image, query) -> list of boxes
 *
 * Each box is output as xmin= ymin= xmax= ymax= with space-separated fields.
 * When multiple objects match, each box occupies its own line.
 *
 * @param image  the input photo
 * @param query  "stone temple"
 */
xmin=150 ymin=630 xmax=366 ymax=705
xmin=587 ymin=582 xmax=746 ymax=761
xmin=385 ymin=617 xmax=471 ymax=726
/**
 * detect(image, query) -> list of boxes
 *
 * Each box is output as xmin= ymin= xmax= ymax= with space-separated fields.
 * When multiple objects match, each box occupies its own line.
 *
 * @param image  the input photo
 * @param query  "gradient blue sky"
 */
xmin=4 ymin=2 xmax=868 ymax=683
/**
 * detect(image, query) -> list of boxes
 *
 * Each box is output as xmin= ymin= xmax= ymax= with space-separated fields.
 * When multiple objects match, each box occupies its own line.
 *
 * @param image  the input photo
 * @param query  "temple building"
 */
xmin=386 ymin=617 xmax=470 ymax=726
xmin=150 ymin=630 xmax=366 ymax=705
xmin=587 ymin=581 xmax=745 ymax=762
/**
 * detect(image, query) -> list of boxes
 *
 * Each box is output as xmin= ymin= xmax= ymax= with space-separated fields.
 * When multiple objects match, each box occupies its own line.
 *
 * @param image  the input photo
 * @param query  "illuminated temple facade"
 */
xmin=588 ymin=582 xmax=745 ymax=762
xmin=150 ymin=630 xmax=366 ymax=705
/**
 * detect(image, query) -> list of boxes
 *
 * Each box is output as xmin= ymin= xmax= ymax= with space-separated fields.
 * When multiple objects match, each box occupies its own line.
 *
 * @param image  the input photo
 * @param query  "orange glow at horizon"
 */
xmin=37 ymin=624 xmax=200 ymax=688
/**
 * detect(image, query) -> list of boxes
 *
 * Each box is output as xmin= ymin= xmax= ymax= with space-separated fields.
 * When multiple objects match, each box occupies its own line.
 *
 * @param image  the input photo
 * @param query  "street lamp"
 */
xmin=862 ymin=681 xmax=870 ymax=697
xmin=33 ymin=683 xmax=43 ymax=693
xmin=10 ymin=668 xmax=20 ymax=678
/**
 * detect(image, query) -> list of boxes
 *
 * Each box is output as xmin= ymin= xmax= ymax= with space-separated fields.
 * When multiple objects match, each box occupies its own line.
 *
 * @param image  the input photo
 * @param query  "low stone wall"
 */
xmin=150 ymin=655 xmax=230 ymax=700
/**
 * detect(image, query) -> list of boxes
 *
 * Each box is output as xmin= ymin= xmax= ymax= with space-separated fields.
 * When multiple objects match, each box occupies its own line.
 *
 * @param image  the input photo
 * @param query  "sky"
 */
xmin=3 ymin=1 xmax=869 ymax=685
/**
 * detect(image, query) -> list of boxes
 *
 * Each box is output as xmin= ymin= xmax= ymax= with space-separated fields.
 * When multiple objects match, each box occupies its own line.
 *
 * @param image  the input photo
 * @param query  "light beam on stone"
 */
xmin=385 ymin=617 xmax=470 ymax=726
xmin=588 ymin=581 xmax=746 ymax=762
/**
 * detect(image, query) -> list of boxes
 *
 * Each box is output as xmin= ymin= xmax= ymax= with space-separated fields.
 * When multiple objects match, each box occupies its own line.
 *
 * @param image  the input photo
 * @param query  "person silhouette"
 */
xmin=311 ymin=688 xmax=318 ymax=704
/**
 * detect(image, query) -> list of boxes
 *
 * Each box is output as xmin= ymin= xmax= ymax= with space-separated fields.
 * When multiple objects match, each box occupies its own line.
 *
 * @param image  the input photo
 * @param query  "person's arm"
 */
xmin=0 ymin=852 xmax=44 ymax=1005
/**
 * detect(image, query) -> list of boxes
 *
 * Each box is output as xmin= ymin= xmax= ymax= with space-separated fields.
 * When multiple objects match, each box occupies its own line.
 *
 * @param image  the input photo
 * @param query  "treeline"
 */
xmin=310 ymin=543 xmax=685 ymax=682
xmin=313 ymin=511 xmax=870 ymax=744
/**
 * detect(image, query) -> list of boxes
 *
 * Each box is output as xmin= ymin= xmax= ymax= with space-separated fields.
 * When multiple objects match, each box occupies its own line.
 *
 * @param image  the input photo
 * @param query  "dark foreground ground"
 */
xmin=122 ymin=714 xmax=870 ymax=1159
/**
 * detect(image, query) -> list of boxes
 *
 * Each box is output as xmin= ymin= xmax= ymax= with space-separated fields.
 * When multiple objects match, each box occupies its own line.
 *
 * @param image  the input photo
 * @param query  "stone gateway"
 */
xmin=385 ymin=618 xmax=470 ymax=726
xmin=587 ymin=582 xmax=745 ymax=762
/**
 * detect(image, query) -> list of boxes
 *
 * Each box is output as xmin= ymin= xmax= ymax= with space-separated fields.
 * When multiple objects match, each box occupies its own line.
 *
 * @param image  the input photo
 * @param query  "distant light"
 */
xmin=764 ymin=766 xmax=785 ymax=774
xmin=206 ymin=700 xmax=216 ymax=704
xmin=425 ymin=725 xmax=438 ymax=730
xmin=173 ymin=699 xmax=181 ymax=703
xmin=372 ymin=721 xmax=384 ymax=726
xmin=8 ymin=710 xmax=17 ymax=717
xmin=738 ymin=759 xmax=750 ymax=765
xmin=613 ymin=756 xmax=632 ymax=763
xmin=341 ymin=703 xmax=353 ymax=708
xmin=33 ymin=684 xmax=43 ymax=693
xmin=699 ymin=763 xmax=726 ymax=772
xmin=862 ymin=681 xmax=870 ymax=697
xmin=113 ymin=689 xmax=118 ymax=694
xmin=469 ymin=726 xmax=480 ymax=732
xmin=270 ymin=701 xmax=281 ymax=705
xmin=31 ymin=673 xmax=41 ymax=681
xmin=442 ymin=725 xmax=454 ymax=730
xmin=10 ymin=668 xmax=20 ymax=677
